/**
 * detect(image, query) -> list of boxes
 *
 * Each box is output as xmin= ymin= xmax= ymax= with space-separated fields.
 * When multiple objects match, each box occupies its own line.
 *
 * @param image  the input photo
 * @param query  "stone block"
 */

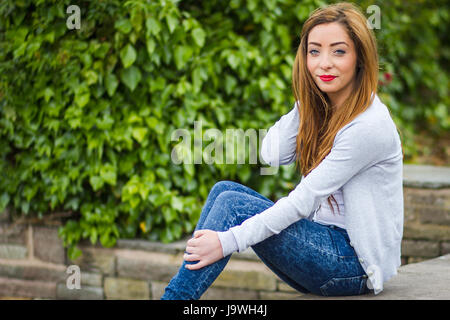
xmin=403 ymin=188 xmax=448 ymax=206
xmin=80 ymin=271 xmax=103 ymax=287
xmin=407 ymin=256 xmax=429 ymax=264
xmin=116 ymin=249 xmax=181 ymax=282
xmin=70 ymin=247 xmax=116 ymax=276
xmin=0 ymin=244 xmax=27 ymax=259
xmin=0 ymin=276 xmax=56 ymax=299
xmin=441 ymin=242 xmax=450 ymax=255
xmin=212 ymin=260 xmax=277 ymax=291
xmin=403 ymin=207 xmax=418 ymax=223
xmin=32 ymin=226 xmax=65 ymax=264
xmin=403 ymin=221 xmax=450 ymax=241
xmin=0 ymin=223 xmax=27 ymax=245
xmin=415 ymin=206 xmax=450 ymax=226
xmin=56 ymin=283 xmax=104 ymax=300
xmin=150 ymin=281 xmax=168 ymax=300
xmin=277 ymin=281 xmax=298 ymax=293
xmin=0 ymin=259 xmax=66 ymax=282
xmin=104 ymin=277 xmax=150 ymax=300
xmin=403 ymin=188 xmax=450 ymax=225
xmin=401 ymin=239 xmax=440 ymax=258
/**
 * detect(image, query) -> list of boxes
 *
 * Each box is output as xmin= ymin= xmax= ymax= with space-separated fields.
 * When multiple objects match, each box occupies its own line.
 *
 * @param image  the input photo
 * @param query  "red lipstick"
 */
xmin=319 ymin=75 xmax=337 ymax=82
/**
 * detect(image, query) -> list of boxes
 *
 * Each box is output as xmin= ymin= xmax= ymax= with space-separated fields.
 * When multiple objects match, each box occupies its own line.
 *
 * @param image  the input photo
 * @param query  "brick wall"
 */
xmin=0 ymin=165 xmax=449 ymax=300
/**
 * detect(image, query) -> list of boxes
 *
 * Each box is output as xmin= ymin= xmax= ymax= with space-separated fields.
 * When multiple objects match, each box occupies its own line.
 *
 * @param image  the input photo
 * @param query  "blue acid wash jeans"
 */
xmin=161 ymin=181 xmax=371 ymax=299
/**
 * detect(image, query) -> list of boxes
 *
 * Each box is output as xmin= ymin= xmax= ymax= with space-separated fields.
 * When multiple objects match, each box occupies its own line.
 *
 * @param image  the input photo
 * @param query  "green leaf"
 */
xmin=105 ymin=73 xmax=118 ymax=97
xmin=146 ymin=38 xmax=156 ymax=56
xmin=131 ymin=127 xmax=148 ymax=143
xmin=170 ymin=223 xmax=182 ymax=239
xmin=192 ymin=28 xmax=206 ymax=47
xmin=83 ymin=70 xmax=98 ymax=86
xmin=130 ymin=7 xmax=143 ymax=33
xmin=120 ymin=44 xmax=137 ymax=68
xmin=75 ymin=92 xmax=90 ymax=108
xmin=225 ymin=75 xmax=237 ymax=95
xmin=115 ymin=19 xmax=132 ymax=34
xmin=89 ymin=176 xmax=104 ymax=191
xmin=100 ymin=164 xmax=117 ymax=186
xmin=120 ymin=66 xmax=141 ymax=91
xmin=183 ymin=163 xmax=195 ymax=177
xmin=90 ymin=229 xmax=98 ymax=244
xmin=13 ymin=42 xmax=27 ymax=59
xmin=146 ymin=17 xmax=161 ymax=36
xmin=100 ymin=231 xmax=114 ymax=247
xmin=227 ymin=53 xmax=239 ymax=69
xmin=162 ymin=206 xmax=177 ymax=223
xmin=0 ymin=192 xmax=10 ymax=212
xmin=171 ymin=196 xmax=184 ymax=212
xmin=43 ymin=87 xmax=54 ymax=102
xmin=166 ymin=14 xmax=178 ymax=34
xmin=68 ymin=246 xmax=82 ymax=260
xmin=174 ymin=45 xmax=193 ymax=70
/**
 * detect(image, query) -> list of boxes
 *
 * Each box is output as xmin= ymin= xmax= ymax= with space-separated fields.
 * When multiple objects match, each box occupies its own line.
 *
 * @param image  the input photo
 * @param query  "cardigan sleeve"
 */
xmin=219 ymin=121 xmax=387 ymax=256
xmin=260 ymin=102 xmax=300 ymax=166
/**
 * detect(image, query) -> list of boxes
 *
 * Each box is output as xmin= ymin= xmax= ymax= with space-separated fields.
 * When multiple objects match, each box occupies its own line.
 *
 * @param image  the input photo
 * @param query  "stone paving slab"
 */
xmin=298 ymin=254 xmax=450 ymax=300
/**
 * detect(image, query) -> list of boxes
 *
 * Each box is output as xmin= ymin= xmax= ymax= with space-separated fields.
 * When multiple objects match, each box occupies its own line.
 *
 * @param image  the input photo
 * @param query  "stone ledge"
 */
xmin=403 ymin=164 xmax=450 ymax=189
xmin=115 ymin=236 xmax=261 ymax=262
xmin=297 ymin=254 xmax=450 ymax=300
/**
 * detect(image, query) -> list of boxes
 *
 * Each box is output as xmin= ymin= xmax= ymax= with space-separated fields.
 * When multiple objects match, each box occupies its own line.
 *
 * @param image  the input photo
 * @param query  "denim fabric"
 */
xmin=161 ymin=181 xmax=371 ymax=300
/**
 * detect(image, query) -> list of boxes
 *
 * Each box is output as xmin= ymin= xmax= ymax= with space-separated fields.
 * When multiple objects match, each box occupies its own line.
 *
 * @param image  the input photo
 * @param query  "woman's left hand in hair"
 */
xmin=184 ymin=229 xmax=224 ymax=270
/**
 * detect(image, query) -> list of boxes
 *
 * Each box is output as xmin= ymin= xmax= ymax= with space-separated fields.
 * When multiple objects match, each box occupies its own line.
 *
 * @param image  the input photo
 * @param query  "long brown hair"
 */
xmin=292 ymin=2 xmax=379 ymax=214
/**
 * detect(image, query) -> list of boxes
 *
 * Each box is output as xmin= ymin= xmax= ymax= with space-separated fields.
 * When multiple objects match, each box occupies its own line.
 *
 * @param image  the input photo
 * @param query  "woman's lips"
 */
xmin=319 ymin=75 xmax=337 ymax=82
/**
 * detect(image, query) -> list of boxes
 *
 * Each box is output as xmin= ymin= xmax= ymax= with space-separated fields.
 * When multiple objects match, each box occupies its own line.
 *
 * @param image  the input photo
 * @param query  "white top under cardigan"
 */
xmin=312 ymin=187 xmax=346 ymax=229
xmin=217 ymin=93 xmax=404 ymax=295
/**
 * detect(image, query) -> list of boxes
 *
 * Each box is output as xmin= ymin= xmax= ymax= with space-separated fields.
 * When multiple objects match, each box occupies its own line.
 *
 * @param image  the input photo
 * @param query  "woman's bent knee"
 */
xmin=211 ymin=181 xmax=241 ymax=194
xmin=213 ymin=190 xmax=244 ymax=206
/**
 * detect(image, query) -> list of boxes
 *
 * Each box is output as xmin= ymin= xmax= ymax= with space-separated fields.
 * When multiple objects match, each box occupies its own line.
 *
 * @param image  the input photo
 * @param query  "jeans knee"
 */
xmin=214 ymin=190 xmax=242 ymax=203
xmin=209 ymin=191 xmax=242 ymax=221
xmin=211 ymin=180 xmax=241 ymax=196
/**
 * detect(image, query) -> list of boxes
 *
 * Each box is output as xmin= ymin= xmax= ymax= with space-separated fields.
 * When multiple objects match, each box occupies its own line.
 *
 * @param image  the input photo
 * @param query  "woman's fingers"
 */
xmin=183 ymin=230 xmax=222 ymax=271
xmin=186 ymin=236 xmax=200 ymax=246
xmin=185 ymin=246 xmax=197 ymax=254
xmin=185 ymin=260 xmax=207 ymax=270
xmin=183 ymin=253 xmax=200 ymax=262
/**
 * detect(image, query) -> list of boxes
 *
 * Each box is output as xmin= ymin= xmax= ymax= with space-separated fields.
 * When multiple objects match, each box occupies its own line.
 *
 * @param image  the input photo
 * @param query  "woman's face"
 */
xmin=306 ymin=22 xmax=358 ymax=108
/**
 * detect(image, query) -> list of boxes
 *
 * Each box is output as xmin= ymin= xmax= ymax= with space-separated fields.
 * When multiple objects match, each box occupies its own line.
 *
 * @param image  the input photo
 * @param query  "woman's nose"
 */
xmin=319 ymin=53 xmax=333 ymax=70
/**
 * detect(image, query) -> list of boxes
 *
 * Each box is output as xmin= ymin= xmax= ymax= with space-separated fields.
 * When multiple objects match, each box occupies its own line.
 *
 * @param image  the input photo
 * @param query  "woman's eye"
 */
xmin=308 ymin=49 xmax=345 ymax=55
